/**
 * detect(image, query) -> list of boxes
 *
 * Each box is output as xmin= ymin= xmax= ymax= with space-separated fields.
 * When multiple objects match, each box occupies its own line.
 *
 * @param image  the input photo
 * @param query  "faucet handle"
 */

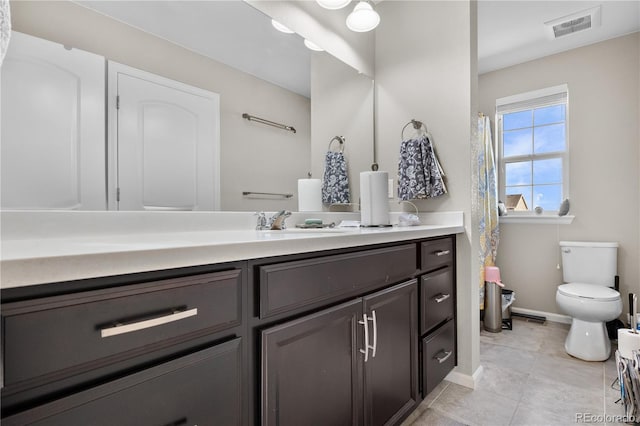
xmin=255 ymin=211 xmax=267 ymax=230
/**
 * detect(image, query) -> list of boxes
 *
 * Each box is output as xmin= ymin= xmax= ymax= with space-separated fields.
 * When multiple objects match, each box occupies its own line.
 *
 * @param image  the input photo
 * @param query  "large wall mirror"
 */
xmin=1 ymin=0 xmax=373 ymax=212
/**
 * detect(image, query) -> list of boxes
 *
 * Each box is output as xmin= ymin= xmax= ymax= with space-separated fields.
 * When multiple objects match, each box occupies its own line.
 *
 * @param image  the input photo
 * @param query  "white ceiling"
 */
xmin=75 ymin=1 xmax=640 ymax=90
xmin=478 ymin=1 xmax=640 ymax=74
xmin=76 ymin=1 xmax=312 ymax=97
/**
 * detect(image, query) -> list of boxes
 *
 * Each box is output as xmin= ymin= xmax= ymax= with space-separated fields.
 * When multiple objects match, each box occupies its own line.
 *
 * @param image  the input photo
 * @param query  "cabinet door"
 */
xmin=2 ymin=338 xmax=243 ymax=426
xmin=1 ymin=31 xmax=105 ymax=210
xmin=262 ymin=299 xmax=363 ymax=426
xmin=363 ymin=280 xmax=419 ymax=426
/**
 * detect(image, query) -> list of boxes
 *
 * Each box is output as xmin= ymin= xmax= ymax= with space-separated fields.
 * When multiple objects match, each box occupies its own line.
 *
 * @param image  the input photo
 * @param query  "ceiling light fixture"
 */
xmin=271 ymin=19 xmax=294 ymax=34
xmin=303 ymin=39 xmax=324 ymax=52
xmin=316 ymin=0 xmax=351 ymax=10
xmin=346 ymin=1 xmax=380 ymax=32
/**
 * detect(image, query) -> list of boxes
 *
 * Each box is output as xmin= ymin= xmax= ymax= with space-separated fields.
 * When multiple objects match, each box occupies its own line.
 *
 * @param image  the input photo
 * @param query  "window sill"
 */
xmin=499 ymin=215 xmax=574 ymax=225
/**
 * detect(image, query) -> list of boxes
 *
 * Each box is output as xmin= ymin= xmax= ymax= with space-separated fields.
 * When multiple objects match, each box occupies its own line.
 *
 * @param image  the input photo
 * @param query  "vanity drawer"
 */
xmin=422 ymin=319 xmax=456 ymax=397
xmin=1 ymin=269 xmax=242 ymax=387
xmin=2 ymin=338 xmax=242 ymax=426
xmin=420 ymin=267 xmax=454 ymax=334
xmin=420 ymin=238 xmax=453 ymax=272
xmin=259 ymin=244 xmax=416 ymax=318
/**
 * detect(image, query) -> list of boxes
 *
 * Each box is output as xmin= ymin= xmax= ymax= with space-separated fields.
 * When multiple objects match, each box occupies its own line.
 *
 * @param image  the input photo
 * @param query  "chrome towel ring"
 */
xmin=401 ymin=119 xmax=428 ymax=140
xmin=328 ymin=135 xmax=345 ymax=153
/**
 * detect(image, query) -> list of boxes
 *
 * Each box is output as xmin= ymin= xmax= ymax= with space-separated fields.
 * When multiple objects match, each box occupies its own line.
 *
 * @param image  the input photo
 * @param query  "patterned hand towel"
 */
xmin=397 ymin=134 xmax=447 ymax=200
xmin=322 ymin=151 xmax=350 ymax=204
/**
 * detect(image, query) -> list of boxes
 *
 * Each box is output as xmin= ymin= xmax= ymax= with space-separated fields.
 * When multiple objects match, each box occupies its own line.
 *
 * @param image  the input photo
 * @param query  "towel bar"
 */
xmin=242 ymin=191 xmax=293 ymax=199
xmin=242 ymin=113 xmax=296 ymax=133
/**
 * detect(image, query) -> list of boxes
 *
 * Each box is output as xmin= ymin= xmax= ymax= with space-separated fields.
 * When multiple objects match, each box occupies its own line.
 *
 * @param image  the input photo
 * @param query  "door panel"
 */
xmin=113 ymin=62 xmax=220 ymax=210
xmin=1 ymin=31 xmax=105 ymax=210
xmin=363 ymin=280 xmax=419 ymax=426
xmin=262 ymin=299 xmax=363 ymax=426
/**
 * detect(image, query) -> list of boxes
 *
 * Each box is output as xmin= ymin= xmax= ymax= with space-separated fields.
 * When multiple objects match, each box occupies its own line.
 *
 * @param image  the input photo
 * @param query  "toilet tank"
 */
xmin=560 ymin=241 xmax=618 ymax=286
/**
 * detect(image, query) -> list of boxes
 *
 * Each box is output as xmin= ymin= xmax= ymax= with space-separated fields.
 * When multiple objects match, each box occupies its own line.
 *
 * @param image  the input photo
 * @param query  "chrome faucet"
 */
xmin=255 ymin=212 xmax=268 ymax=230
xmin=255 ymin=210 xmax=292 ymax=230
xmin=268 ymin=210 xmax=292 ymax=230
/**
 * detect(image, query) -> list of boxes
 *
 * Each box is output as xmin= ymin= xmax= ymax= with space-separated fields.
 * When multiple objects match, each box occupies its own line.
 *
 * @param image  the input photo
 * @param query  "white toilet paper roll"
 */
xmin=617 ymin=328 xmax=640 ymax=359
xmin=298 ymin=179 xmax=322 ymax=212
xmin=360 ymin=171 xmax=390 ymax=226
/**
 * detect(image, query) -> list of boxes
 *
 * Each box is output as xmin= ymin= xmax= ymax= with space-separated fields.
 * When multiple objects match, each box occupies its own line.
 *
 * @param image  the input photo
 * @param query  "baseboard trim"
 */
xmin=445 ymin=365 xmax=484 ymax=390
xmin=511 ymin=307 xmax=572 ymax=324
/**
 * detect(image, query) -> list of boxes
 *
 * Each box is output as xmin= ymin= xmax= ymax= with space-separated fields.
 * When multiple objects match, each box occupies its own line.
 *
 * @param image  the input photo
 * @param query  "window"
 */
xmin=496 ymin=85 xmax=569 ymax=214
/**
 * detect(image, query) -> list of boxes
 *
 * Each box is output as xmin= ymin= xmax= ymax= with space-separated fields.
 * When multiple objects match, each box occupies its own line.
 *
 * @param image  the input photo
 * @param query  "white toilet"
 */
xmin=555 ymin=241 xmax=622 ymax=361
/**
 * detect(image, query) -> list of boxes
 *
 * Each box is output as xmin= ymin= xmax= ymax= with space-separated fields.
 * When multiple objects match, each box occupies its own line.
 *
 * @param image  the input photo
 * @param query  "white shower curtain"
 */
xmin=0 ymin=0 xmax=11 ymax=67
xmin=478 ymin=114 xmax=499 ymax=310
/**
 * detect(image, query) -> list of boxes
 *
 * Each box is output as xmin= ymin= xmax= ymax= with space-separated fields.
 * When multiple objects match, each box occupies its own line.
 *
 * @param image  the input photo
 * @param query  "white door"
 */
xmin=1 ymin=31 xmax=106 ymax=210
xmin=109 ymin=62 xmax=220 ymax=211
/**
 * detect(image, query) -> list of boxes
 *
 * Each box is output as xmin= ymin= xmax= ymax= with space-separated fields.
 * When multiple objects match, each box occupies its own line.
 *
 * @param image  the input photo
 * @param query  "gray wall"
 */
xmin=310 ymin=52 xmax=374 ymax=207
xmin=10 ymin=0 xmax=311 ymax=212
xmin=375 ymin=0 xmax=479 ymax=380
xmin=479 ymin=33 xmax=640 ymax=319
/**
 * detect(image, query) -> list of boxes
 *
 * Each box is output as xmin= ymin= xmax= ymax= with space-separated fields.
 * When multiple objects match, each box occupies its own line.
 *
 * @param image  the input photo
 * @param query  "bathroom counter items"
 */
xmin=0 ymin=211 xmax=464 ymax=289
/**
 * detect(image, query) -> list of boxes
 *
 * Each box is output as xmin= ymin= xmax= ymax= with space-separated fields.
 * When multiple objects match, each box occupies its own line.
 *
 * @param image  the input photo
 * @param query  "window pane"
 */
xmin=534 ymin=123 xmax=565 ymax=154
xmin=505 ymin=187 xmax=531 ymax=211
xmin=533 ymin=158 xmax=562 ymax=184
xmin=503 ymin=110 xmax=532 ymax=130
xmin=504 ymin=128 xmax=532 ymax=157
xmin=534 ymin=105 xmax=565 ymax=126
xmin=533 ymin=184 xmax=562 ymax=211
xmin=505 ymin=161 xmax=531 ymax=186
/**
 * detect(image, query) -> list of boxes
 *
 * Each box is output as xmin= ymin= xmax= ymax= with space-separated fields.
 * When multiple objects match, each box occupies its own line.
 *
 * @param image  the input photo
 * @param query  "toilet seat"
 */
xmin=558 ymin=283 xmax=620 ymax=301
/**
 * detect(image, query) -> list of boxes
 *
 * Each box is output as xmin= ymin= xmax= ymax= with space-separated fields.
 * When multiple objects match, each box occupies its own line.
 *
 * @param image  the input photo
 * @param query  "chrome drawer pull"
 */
xmin=434 ymin=350 xmax=453 ymax=364
xmin=434 ymin=293 xmax=451 ymax=303
xmin=370 ymin=310 xmax=378 ymax=358
xmin=359 ymin=313 xmax=370 ymax=362
xmin=100 ymin=308 xmax=198 ymax=338
xmin=434 ymin=250 xmax=450 ymax=257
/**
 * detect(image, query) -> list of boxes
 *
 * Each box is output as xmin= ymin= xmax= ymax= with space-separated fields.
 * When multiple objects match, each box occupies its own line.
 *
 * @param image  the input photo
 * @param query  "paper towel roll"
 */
xmin=617 ymin=328 xmax=640 ymax=359
xmin=360 ymin=171 xmax=390 ymax=226
xmin=298 ymin=179 xmax=322 ymax=211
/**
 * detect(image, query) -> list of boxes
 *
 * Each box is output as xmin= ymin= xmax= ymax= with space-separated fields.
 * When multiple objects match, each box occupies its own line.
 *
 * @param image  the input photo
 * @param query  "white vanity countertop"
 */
xmin=0 ymin=211 xmax=464 ymax=289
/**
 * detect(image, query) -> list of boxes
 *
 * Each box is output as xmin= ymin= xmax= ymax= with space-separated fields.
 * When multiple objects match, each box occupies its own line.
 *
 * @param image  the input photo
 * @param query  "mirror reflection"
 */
xmin=1 ymin=0 xmax=373 ymax=212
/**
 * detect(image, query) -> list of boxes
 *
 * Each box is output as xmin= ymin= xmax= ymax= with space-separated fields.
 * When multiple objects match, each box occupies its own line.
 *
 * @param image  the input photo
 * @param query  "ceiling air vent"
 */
xmin=545 ymin=6 xmax=601 ymax=39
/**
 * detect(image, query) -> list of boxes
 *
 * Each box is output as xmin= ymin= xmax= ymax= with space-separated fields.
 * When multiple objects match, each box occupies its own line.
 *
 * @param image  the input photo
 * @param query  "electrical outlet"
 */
xmin=388 ymin=179 xmax=394 ymax=198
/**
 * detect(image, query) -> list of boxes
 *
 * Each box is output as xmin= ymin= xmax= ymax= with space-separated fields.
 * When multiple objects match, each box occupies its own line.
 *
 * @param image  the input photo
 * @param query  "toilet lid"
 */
xmin=558 ymin=283 xmax=620 ymax=301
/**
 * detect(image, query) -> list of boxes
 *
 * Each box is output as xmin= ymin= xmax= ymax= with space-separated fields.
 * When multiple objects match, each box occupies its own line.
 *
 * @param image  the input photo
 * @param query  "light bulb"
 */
xmin=271 ymin=19 xmax=294 ymax=34
xmin=304 ymin=39 xmax=324 ymax=52
xmin=316 ymin=0 xmax=351 ymax=10
xmin=346 ymin=1 xmax=380 ymax=32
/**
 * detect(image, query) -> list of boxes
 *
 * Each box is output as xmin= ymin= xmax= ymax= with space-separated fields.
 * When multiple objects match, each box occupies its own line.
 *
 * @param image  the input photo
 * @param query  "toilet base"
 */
xmin=565 ymin=318 xmax=611 ymax=361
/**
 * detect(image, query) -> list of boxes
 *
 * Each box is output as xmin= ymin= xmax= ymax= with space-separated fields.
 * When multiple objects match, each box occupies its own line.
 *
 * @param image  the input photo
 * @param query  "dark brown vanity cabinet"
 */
xmin=418 ymin=236 xmax=457 ymax=397
xmin=2 ymin=234 xmax=458 ymax=425
xmin=1 ymin=267 xmax=245 ymax=424
xmin=261 ymin=280 xmax=418 ymax=426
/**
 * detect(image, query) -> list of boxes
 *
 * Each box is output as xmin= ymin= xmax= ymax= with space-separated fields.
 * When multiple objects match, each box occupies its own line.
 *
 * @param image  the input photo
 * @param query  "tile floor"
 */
xmin=403 ymin=317 xmax=628 ymax=426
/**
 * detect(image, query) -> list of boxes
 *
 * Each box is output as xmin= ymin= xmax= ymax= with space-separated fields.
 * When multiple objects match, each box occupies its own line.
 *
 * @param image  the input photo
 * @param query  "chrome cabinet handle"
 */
xmin=370 ymin=310 xmax=378 ymax=358
xmin=434 ymin=293 xmax=451 ymax=303
xmin=435 ymin=250 xmax=450 ymax=257
xmin=100 ymin=308 xmax=198 ymax=338
xmin=359 ymin=313 xmax=369 ymax=362
xmin=434 ymin=350 xmax=453 ymax=364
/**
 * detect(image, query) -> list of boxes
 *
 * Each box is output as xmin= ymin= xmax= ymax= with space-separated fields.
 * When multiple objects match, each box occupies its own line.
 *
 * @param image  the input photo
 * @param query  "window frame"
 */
xmin=495 ymin=84 xmax=570 ymax=216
